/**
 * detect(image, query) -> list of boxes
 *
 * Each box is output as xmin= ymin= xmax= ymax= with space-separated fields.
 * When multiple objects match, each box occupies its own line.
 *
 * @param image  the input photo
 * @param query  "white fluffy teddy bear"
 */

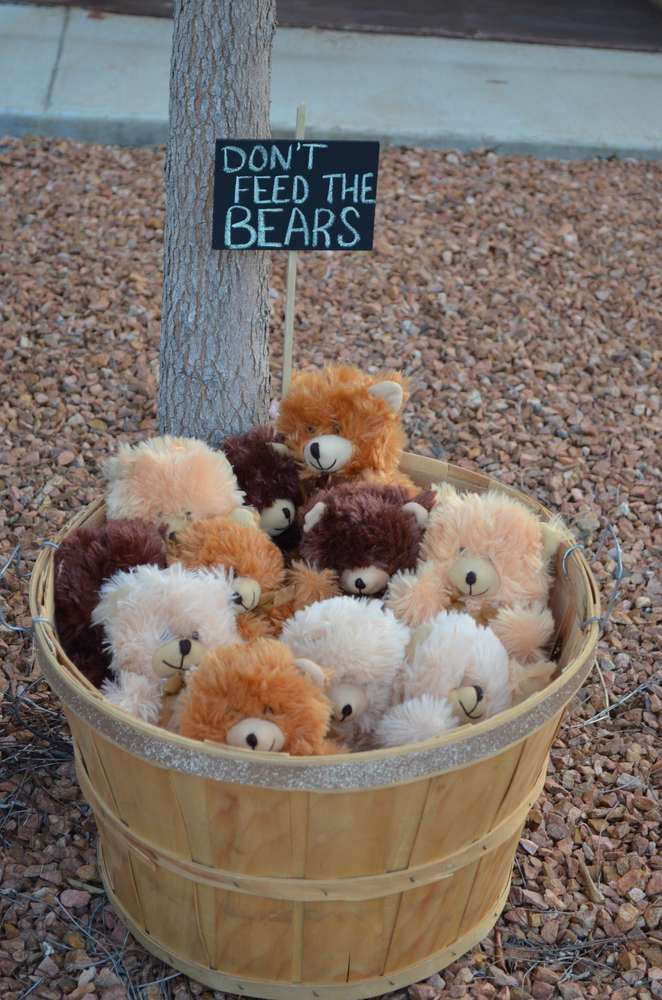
xmin=280 ymin=595 xmax=410 ymax=750
xmin=92 ymin=563 xmax=241 ymax=726
xmin=375 ymin=611 xmax=515 ymax=748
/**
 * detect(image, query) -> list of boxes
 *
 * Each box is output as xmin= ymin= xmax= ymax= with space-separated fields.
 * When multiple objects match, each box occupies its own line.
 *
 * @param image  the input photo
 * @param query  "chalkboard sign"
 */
xmin=212 ymin=140 xmax=379 ymax=251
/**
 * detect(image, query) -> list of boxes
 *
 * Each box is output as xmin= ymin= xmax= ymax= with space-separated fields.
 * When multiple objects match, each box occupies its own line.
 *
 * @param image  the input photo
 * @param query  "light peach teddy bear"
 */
xmin=104 ymin=435 xmax=252 ymax=540
xmin=386 ymin=484 xmax=564 ymax=696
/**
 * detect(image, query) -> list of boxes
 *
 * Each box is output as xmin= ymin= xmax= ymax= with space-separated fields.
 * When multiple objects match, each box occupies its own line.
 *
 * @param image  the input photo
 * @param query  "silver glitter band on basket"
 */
xmin=34 ymin=616 xmax=597 ymax=792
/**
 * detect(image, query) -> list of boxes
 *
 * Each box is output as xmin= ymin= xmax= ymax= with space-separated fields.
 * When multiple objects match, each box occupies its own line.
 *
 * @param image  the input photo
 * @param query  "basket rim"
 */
xmin=29 ymin=454 xmax=600 ymax=791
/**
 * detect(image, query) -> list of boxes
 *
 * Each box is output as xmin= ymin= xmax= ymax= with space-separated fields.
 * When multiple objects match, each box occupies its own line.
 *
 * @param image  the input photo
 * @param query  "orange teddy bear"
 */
xmin=179 ymin=638 xmax=344 ymax=755
xmin=168 ymin=516 xmax=339 ymax=639
xmin=277 ymin=364 xmax=416 ymax=495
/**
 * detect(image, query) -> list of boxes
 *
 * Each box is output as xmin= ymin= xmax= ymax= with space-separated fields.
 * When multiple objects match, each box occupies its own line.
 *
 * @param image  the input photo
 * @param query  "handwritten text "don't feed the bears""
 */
xmin=212 ymin=140 xmax=380 ymax=252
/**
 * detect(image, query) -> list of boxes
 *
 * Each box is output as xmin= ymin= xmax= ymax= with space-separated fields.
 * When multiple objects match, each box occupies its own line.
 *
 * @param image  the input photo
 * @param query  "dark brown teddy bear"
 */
xmin=54 ymin=518 xmax=167 ymax=687
xmin=299 ymin=482 xmax=435 ymax=596
xmin=222 ymin=425 xmax=303 ymax=551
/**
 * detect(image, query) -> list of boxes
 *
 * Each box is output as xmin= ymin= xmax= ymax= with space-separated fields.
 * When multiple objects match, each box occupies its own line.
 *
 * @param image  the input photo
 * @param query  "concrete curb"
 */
xmin=1 ymin=5 xmax=661 ymax=158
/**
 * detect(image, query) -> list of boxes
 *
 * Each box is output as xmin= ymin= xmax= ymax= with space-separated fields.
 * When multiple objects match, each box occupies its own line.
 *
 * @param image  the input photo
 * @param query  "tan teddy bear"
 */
xmin=386 ymin=484 xmax=565 ymax=695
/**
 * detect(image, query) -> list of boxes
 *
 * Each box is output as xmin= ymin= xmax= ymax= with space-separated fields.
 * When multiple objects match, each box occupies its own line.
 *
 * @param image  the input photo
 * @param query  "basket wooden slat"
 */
xmin=29 ymin=455 xmax=600 ymax=999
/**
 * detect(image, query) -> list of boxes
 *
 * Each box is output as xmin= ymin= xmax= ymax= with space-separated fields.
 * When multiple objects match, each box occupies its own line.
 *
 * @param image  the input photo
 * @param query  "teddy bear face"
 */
xmin=168 ymin=515 xmax=285 ymax=613
xmin=301 ymin=483 xmax=432 ymax=596
xmin=404 ymin=612 xmax=513 ymax=725
xmin=277 ymin=365 xmax=407 ymax=479
xmin=281 ymin=596 xmax=410 ymax=740
xmin=104 ymin=436 xmax=245 ymax=538
xmin=92 ymin=563 xmax=241 ymax=692
xmin=222 ymin=426 xmax=302 ymax=539
xmin=422 ymin=486 xmax=558 ymax=608
xmin=179 ymin=639 xmax=333 ymax=755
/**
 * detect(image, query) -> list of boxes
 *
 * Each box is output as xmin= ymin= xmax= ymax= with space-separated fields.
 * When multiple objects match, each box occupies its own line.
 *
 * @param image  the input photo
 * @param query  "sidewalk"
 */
xmin=2 ymin=3 xmax=662 ymax=156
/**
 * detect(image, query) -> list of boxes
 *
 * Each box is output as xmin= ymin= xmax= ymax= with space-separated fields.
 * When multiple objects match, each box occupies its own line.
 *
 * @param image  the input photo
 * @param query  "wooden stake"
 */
xmin=281 ymin=104 xmax=306 ymax=397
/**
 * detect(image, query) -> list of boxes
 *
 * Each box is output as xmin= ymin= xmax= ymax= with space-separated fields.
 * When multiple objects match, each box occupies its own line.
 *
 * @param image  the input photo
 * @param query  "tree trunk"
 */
xmin=159 ymin=0 xmax=276 ymax=445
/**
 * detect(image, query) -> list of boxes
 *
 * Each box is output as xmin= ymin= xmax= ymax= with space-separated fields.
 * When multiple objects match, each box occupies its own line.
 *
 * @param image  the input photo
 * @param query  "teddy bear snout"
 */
xmin=303 ymin=435 xmax=354 ymax=474
xmin=340 ymin=566 xmax=390 ymax=595
xmin=448 ymin=555 xmax=500 ymax=598
xmin=226 ymin=717 xmax=286 ymax=753
xmin=329 ymin=682 xmax=368 ymax=723
xmin=259 ymin=498 xmax=295 ymax=536
xmin=151 ymin=636 xmax=208 ymax=680
xmin=448 ymin=684 xmax=486 ymax=722
xmin=232 ymin=576 xmax=261 ymax=612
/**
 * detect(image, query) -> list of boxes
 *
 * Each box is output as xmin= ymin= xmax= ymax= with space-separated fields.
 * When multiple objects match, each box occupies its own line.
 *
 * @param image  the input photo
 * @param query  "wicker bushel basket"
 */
xmin=30 ymin=454 xmax=599 ymax=1000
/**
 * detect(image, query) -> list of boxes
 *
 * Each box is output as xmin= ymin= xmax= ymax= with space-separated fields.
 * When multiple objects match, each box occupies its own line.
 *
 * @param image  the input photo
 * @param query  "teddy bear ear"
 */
xmin=91 ymin=577 xmax=133 ymax=629
xmin=102 ymin=451 xmax=129 ymax=483
xmin=230 ymin=506 xmax=260 ymax=528
xmin=293 ymin=657 xmax=329 ymax=688
xmin=402 ymin=501 xmax=430 ymax=528
xmin=270 ymin=441 xmax=290 ymax=458
xmin=369 ymin=380 xmax=404 ymax=413
xmin=405 ymin=622 xmax=434 ymax=659
xmin=432 ymin=482 xmax=462 ymax=509
xmin=303 ymin=501 xmax=326 ymax=534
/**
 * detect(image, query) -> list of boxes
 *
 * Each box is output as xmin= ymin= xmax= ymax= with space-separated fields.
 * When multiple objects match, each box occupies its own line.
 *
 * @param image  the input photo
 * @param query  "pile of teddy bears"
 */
xmin=53 ymin=364 xmax=564 ymax=756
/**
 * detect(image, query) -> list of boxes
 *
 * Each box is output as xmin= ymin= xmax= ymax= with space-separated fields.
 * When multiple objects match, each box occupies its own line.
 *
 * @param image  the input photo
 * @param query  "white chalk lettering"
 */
xmin=301 ymin=142 xmax=328 ymax=169
xmin=223 ymin=145 xmax=246 ymax=172
xmin=341 ymin=173 xmax=360 ymax=201
xmin=284 ymin=207 xmax=310 ymax=247
xmin=360 ymin=172 xmax=376 ymax=203
xmin=225 ymin=206 xmax=257 ymax=248
xmin=322 ymin=173 xmax=341 ymax=203
xmin=292 ymin=175 xmax=310 ymax=204
xmin=338 ymin=206 xmax=361 ymax=248
xmin=233 ymin=175 xmax=252 ymax=203
xmin=257 ymin=208 xmax=283 ymax=248
xmin=253 ymin=176 xmax=273 ymax=204
xmin=312 ymin=208 xmax=335 ymax=249
xmin=272 ymin=175 xmax=289 ymax=203
xmin=248 ymin=144 xmax=269 ymax=171
xmin=270 ymin=144 xmax=293 ymax=170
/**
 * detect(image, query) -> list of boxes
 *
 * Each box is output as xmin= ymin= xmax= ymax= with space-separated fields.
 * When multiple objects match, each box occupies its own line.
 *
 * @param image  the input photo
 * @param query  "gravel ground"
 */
xmin=0 ymin=135 xmax=660 ymax=1000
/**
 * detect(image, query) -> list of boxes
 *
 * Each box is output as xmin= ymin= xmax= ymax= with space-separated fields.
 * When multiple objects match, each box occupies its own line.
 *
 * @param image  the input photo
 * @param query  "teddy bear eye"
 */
xmin=159 ymin=629 xmax=174 ymax=643
xmin=307 ymin=425 xmax=316 ymax=434
xmin=331 ymin=422 xmax=342 ymax=434
xmin=191 ymin=630 xmax=200 ymax=641
xmin=458 ymin=547 xmax=466 ymax=556
xmin=185 ymin=510 xmax=193 ymax=520
xmin=264 ymin=706 xmax=274 ymax=716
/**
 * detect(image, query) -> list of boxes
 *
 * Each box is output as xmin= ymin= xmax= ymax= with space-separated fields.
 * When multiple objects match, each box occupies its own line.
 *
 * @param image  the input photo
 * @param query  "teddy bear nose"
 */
xmin=474 ymin=685 xmax=484 ymax=702
xmin=282 ymin=506 xmax=291 ymax=521
xmin=179 ymin=638 xmax=192 ymax=656
xmin=355 ymin=578 xmax=366 ymax=591
xmin=341 ymin=704 xmax=353 ymax=719
xmin=310 ymin=441 xmax=321 ymax=460
xmin=465 ymin=570 xmax=477 ymax=586
xmin=246 ymin=733 xmax=258 ymax=749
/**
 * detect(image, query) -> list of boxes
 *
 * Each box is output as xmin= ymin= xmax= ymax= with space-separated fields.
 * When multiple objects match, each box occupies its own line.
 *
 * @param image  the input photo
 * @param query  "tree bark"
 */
xmin=159 ymin=0 xmax=276 ymax=445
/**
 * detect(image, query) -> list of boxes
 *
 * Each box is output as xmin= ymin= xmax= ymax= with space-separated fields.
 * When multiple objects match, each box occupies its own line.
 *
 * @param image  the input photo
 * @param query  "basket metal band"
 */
xmin=98 ymin=847 xmax=513 ymax=1000
xmin=77 ymin=747 xmax=545 ymax=902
